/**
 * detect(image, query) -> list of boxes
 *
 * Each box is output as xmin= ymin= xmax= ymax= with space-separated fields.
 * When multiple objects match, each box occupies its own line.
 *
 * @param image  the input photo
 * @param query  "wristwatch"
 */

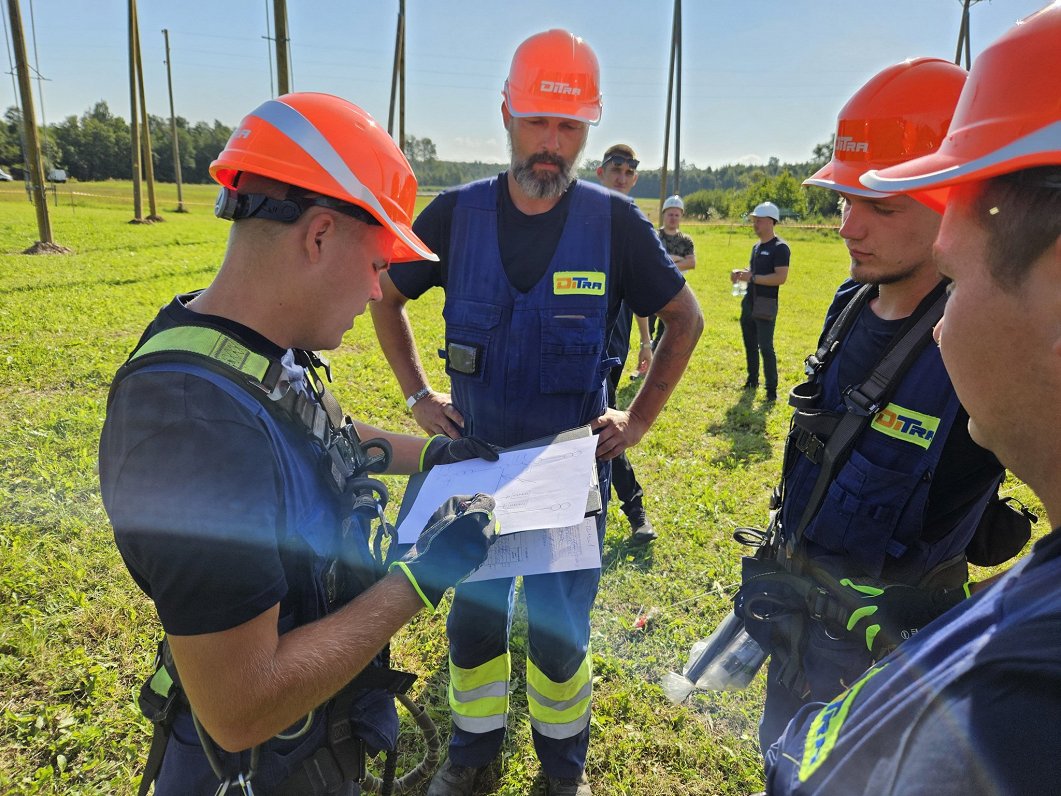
xmin=405 ymin=386 xmax=431 ymax=409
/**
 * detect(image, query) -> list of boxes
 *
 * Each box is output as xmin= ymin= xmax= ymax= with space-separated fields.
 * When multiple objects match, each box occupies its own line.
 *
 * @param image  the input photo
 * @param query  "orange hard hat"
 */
xmin=804 ymin=58 xmax=966 ymax=211
xmin=503 ymin=29 xmax=602 ymax=125
xmin=862 ymin=2 xmax=1061 ymax=195
xmin=210 ymin=92 xmax=435 ymax=262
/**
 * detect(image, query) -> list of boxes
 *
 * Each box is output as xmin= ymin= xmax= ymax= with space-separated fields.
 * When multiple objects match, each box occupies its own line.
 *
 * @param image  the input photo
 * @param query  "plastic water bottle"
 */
xmin=662 ymin=610 xmax=767 ymax=703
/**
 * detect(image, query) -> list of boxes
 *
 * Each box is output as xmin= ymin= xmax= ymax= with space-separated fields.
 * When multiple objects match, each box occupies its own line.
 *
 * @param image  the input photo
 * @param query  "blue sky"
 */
xmin=1 ymin=0 xmax=1047 ymax=169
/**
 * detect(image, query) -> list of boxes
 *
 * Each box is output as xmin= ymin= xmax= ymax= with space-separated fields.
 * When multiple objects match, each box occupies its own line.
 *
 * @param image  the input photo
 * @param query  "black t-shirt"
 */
xmin=832 ymin=291 xmax=1002 ymax=548
xmin=389 ymin=174 xmax=684 ymax=320
xmin=99 ymin=296 xmax=297 ymax=636
xmin=749 ymin=236 xmax=790 ymax=299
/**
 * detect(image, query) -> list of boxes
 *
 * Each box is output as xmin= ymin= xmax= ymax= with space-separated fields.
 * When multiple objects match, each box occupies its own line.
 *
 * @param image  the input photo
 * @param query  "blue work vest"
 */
xmin=441 ymin=178 xmax=616 ymax=448
xmin=780 ymin=300 xmax=980 ymax=584
xmin=132 ymin=363 xmax=397 ymax=793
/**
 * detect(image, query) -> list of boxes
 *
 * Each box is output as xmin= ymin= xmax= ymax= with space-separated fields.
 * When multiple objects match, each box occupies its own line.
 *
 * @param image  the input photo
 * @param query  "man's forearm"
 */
xmin=174 ymin=573 xmax=424 ymax=752
xmin=370 ymin=280 xmax=430 ymax=399
xmin=627 ymin=285 xmax=703 ymax=430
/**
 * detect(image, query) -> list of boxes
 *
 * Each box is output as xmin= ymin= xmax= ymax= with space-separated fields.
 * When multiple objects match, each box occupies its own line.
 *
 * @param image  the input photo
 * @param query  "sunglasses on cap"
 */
xmin=602 ymin=153 xmax=639 ymax=170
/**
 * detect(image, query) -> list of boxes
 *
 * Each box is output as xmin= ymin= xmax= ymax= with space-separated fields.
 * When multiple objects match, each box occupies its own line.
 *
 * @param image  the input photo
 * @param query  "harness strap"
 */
xmin=802 ymin=284 xmax=875 ymax=378
xmin=785 ymin=285 xmax=949 ymax=559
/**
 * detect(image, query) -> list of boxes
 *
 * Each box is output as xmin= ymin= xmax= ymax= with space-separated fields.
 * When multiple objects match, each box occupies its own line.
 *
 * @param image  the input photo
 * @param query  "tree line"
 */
xmin=1 ymin=105 xmax=839 ymax=220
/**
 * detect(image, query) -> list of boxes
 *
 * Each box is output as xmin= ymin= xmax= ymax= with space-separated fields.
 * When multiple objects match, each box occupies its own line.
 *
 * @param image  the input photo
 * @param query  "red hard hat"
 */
xmin=804 ymin=58 xmax=966 ymax=211
xmin=210 ymin=92 xmax=435 ymax=262
xmin=503 ymin=29 xmax=602 ymax=125
xmin=862 ymin=2 xmax=1061 ymax=195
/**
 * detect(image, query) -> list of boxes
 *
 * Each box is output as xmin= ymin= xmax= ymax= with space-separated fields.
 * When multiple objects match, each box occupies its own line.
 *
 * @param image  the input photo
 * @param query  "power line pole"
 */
xmin=954 ymin=0 xmax=983 ymax=69
xmin=132 ymin=1 xmax=161 ymax=221
xmin=388 ymin=0 xmax=405 ymax=146
xmin=273 ymin=0 xmax=289 ymax=94
xmin=658 ymin=0 xmax=681 ymax=219
xmin=127 ymin=0 xmax=143 ymax=222
xmin=162 ymin=28 xmax=186 ymax=212
xmin=7 ymin=0 xmax=65 ymax=252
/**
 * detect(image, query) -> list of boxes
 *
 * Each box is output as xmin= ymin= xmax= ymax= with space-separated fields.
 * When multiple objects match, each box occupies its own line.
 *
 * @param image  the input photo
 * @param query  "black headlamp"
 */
xmin=214 ymin=186 xmax=381 ymax=226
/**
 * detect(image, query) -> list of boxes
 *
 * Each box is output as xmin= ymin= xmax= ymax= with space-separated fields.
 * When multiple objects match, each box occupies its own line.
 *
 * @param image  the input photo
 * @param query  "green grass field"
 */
xmin=0 ymin=181 xmax=1045 ymax=795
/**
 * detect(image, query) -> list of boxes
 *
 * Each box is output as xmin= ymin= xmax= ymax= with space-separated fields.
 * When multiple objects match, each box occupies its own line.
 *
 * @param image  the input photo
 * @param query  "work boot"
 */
xmin=426 ymin=757 xmax=482 ymax=796
xmin=547 ymin=772 xmax=592 ymax=796
xmin=765 ymin=388 xmax=777 ymax=402
xmin=742 ymin=377 xmax=758 ymax=391
xmin=629 ymin=515 xmax=657 ymax=545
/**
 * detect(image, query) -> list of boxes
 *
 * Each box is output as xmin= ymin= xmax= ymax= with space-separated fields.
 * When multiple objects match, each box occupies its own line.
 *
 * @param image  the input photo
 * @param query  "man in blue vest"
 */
xmin=99 ymin=93 xmax=500 ymax=795
xmin=765 ymin=4 xmax=1061 ymax=791
xmin=745 ymin=58 xmax=1007 ymax=752
xmin=371 ymin=29 xmax=703 ymax=796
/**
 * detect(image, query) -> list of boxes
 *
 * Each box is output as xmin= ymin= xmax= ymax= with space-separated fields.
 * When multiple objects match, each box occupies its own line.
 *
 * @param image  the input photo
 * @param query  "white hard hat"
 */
xmin=750 ymin=201 xmax=780 ymax=222
xmin=662 ymin=194 xmax=685 ymax=212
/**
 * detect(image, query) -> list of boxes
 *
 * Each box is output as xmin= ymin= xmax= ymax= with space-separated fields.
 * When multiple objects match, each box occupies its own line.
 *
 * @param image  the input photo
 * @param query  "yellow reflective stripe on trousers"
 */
xmin=526 ymin=654 xmax=592 ymax=740
xmin=449 ymin=652 xmax=510 ymax=734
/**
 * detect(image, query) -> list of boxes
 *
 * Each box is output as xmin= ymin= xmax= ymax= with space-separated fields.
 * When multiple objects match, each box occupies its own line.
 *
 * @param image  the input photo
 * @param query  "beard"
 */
xmin=510 ymin=148 xmax=581 ymax=200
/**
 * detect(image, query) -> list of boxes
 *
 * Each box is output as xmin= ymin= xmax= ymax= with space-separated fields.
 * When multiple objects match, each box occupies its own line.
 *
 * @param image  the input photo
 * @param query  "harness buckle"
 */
xmin=807 ymin=585 xmax=832 ymax=622
xmin=792 ymin=427 xmax=825 ymax=465
xmin=842 ymin=385 xmax=880 ymax=417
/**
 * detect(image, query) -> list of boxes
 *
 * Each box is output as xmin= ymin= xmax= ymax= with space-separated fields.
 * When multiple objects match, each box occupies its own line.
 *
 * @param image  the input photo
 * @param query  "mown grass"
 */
xmin=0 ymin=181 xmax=1045 ymax=795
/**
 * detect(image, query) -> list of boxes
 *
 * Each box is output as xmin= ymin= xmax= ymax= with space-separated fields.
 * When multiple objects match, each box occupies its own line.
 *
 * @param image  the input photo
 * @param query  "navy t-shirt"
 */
xmin=99 ymin=296 xmax=295 ymax=636
xmin=389 ymin=174 xmax=684 ymax=323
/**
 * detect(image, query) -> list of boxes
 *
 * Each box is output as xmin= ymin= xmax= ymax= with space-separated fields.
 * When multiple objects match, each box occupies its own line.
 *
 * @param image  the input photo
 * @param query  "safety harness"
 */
xmin=111 ymin=321 xmax=425 ymax=796
xmin=736 ymin=283 xmax=950 ymax=691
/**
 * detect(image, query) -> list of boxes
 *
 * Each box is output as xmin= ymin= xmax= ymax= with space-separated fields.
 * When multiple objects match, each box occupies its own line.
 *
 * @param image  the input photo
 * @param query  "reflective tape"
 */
xmin=526 ymin=654 xmax=593 ymax=739
xmin=448 ymin=652 xmax=511 ymax=734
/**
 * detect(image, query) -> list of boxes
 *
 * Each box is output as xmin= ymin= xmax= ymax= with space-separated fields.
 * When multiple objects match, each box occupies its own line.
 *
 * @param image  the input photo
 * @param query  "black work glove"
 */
xmin=419 ymin=434 xmax=500 ymax=472
xmin=840 ymin=578 xmax=971 ymax=658
xmin=390 ymin=493 xmax=498 ymax=610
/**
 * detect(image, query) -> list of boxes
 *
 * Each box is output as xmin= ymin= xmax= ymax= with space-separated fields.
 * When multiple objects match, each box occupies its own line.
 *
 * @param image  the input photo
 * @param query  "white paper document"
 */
xmin=464 ymin=516 xmax=601 ymax=582
xmin=395 ymin=434 xmax=597 ymax=544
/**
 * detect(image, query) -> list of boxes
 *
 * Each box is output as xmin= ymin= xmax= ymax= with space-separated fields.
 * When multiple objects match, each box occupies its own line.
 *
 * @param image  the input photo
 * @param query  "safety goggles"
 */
xmin=602 ymin=153 xmax=639 ymax=170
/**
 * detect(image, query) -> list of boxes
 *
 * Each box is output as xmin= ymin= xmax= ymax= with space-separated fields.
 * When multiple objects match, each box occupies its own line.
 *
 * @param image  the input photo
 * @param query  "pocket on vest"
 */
xmin=442 ymin=300 xmax=503 ymax=385
xmin=803 ymin=448 xmax=926 ymax=577
xmin=539 ymin=312 xmax=605 ymax=395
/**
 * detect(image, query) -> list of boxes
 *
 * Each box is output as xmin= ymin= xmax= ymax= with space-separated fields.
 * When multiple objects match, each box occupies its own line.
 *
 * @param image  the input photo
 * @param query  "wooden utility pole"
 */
xmin=128 ymin=0 xmax=143 ymax=221
xmin=273 ymin=0 xmax=289 ymax=94
xmin=658 ymin=0 xmax=682 ymax=219
xmin=132 ymin=3 xmax=161 ymax=221
xmin=388 ymin=0 xmax=406 ymax=151
xmin=162 ymin=29 xmax=186 ymax=212
xmin=7 ymin=0 xmax=64 ymax=252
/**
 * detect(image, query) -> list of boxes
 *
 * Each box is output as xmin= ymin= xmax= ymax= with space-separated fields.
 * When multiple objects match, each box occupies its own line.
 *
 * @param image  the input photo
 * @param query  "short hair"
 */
xmin=602 ymin=143 xmax=637 ymax=163
xmin=975 ymin=167 xmax=1061 ymax=288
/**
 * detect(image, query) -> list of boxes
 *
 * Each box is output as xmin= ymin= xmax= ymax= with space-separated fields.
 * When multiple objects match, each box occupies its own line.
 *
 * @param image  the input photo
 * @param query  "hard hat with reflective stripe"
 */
xmin=862 ymin=2 xmax=1061 ymax=194
xmin=503 ymin=29 xmax=602 ymax=125
xmin=804 ymin=57 xmax=966 ymax=210
xmin=210 ymin=92 xmax=436 ymax=262
xmin=751 ymin=201 xmax=780 ymax=222
xmin=662 ymin=195 xmax=684 ymax=212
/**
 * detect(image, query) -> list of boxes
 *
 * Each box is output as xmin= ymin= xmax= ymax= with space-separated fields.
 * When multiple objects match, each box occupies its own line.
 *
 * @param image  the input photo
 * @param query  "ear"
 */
xmin=629 ymin=172 xmax=639 ymax=187
xmin=501 ymin=101 xmax=512 ymax=130
xmin=596 ymin=166 xmax=604 ymax=178
xmin=302 ymin=210 xmax=337 ymax=265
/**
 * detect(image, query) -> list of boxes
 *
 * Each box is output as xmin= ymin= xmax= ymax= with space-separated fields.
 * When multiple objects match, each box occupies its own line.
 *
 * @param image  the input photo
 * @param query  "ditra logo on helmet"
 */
xmin=209 ymin=92 xmax=437 ymax=263
xmin=861 ymin=2 xmax=1061 ymax=197
xmin=503 ymin=29 xmax=603 ymax=125
xmin=803 ymin=57 xmax=968 ymax=213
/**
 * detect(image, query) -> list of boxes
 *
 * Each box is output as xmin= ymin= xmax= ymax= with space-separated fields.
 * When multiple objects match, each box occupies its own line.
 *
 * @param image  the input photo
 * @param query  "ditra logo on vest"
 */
xmin=870 ymin=402 xmax=940 ymax=449
xmin=553 ymin=271 xmax=606 ymax=296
